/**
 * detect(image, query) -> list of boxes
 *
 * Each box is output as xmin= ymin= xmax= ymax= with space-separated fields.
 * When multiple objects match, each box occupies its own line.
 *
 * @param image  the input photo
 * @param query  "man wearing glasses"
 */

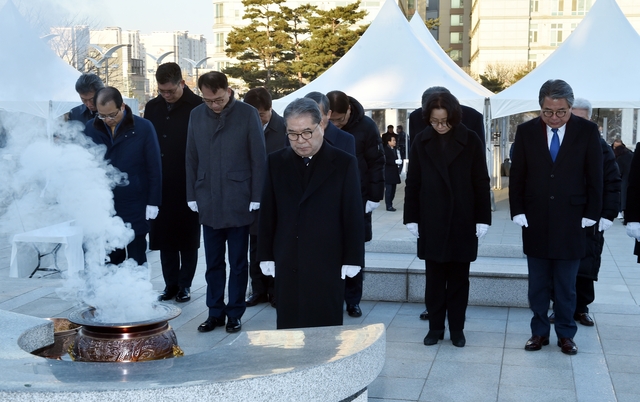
xmin=186 ymin=72 xmax=266 ymax=334
xmin=257 ymin=98 xmax=364 ymax=329
xmin=85 ymin=87 xmax=162 ymax=266
xmin=67 ymin=73 xmax=104 ymax=124
xmin=509 ymin=79 xmax=602 ymax=355
xmin=144 ymin=62 xmax=202 ymax=304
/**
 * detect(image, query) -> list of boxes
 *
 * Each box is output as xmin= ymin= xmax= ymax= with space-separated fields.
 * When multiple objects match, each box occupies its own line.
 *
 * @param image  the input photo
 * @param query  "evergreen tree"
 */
xmin=281 ymin=4 xmax=317 ymax=88
xmin=299 ymin=1 xmax=368 ymax=80
xmin=223 ymin=0 xmax=298 ymax=95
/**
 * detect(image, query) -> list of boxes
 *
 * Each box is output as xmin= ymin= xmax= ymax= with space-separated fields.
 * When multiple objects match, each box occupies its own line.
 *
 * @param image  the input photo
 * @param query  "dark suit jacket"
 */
xmin=324 ymin=121 xmax=356 ymax=156
xmin=509 ymin=115 xmax=603 ymax=259
xmin=623 ymin=143 xmax=640 ymax=259
xmin=264 ymin=110 xmax=287 ymax=154
xmin=409 ymin=105 xmax=486 ymax=149
xmin=403 ymin=124 xmax=491 ymax=262
xmin=257 ymin=142 xmax=364 ymax=329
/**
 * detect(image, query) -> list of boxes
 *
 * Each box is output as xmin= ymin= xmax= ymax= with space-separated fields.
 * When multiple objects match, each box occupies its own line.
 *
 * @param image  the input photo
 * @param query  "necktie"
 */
xmin=550 ymin=128 xmax=560 ymax=162
xmin=303 ymin=157 xmax=310 ymax=166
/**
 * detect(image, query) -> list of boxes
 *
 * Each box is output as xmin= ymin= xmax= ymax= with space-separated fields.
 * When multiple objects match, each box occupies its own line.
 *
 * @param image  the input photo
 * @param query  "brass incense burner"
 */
xmin=68 ymin=304 xmax=182 ymax=362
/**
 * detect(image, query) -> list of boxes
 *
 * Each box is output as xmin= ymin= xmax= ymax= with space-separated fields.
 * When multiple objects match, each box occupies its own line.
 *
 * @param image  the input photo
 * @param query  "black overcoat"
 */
xmin=257 ymin=142 xmax=364 ymax=329
xmin=384 ymin=145 xmax=401 ymax=185
xmin=403 ymin=124 xmax=491 ymax=262
xmin=623 ymin=143 xmax=640 ymax=259
xmin=509 ymin=115 xmax=603 ymax=260
xmin=144 ymin=86 xmax=202 ymax=251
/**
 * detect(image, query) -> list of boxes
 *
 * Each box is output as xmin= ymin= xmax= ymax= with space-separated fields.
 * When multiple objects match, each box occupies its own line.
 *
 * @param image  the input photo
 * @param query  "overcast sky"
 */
xmin=6 ymin=0 xmax=215 ymax=40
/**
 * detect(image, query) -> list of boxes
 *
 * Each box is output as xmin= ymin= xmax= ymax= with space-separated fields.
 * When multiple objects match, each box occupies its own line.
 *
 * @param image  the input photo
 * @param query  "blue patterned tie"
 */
xmin=550 ymin=128 xmax=560 ymax=162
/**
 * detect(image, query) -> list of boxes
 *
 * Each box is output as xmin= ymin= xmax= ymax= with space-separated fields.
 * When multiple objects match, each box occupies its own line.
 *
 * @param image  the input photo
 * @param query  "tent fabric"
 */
xmin=490 ymin=0 xmax=640 ymax=119
xmin=0 ymin=0 xmax=81 ymax=119
xmin=272 ymin=0 xmax=490 ymax=114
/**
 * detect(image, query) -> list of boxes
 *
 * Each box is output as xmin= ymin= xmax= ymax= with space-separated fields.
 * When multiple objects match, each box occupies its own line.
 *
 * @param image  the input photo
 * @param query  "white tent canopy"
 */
xmin=0 ymin=0 xmax=81 ymax=119
xmin=490 ymin=0 xmax=640 ymax=119
xmin=273 ymin=0 xmax=491 ymax=114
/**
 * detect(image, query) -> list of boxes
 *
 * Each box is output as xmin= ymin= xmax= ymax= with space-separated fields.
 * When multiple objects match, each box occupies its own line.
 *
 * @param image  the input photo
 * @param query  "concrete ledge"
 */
xmin=366 ymin=240 xmax=524 ymax=258
xmin=0 ymin=310 xmax=52 ymax=359
xmin=364 ymin=256 xmax=529 ymax=307
xmin=1 ymin=318 xmax=385 ymax=402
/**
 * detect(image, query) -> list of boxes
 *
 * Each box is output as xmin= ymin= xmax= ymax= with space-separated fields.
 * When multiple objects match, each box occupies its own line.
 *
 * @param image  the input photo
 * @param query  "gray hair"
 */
xmin=304 ymin=91 xmax=330 ymax=116
xmin=283 ymin=98 xmax=322 ymax=126
xmin=572 ymin=98 xmax=592 ymax=119
xmin=421 ymin=86 xmax=450 ymax=110
xmin=75 ymin=73 xmax=104 ymax=95
xmin=538 ymin=79 xmax=574 ymax=108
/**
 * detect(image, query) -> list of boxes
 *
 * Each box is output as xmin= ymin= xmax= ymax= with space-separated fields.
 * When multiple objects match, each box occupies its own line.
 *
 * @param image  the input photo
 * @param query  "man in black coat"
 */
xmin=243 ymin=87 xmax=287 ymax=308
xmin=257 ymin=98 xmax=364 ymax=329
xmin=326 ymin=90 xmax=385 ymax=318
xmin=510 ymin=80 xmax=603 ymax=355
xmin=144 ymin=63 xmax=202 ymax=303
xmin=67 ymin=73 xmax=104 ymax=125
xmin=565 ymin=98 xmax=620 ymax=326
xmin=409 ymin=86 xmax=485 ymax=149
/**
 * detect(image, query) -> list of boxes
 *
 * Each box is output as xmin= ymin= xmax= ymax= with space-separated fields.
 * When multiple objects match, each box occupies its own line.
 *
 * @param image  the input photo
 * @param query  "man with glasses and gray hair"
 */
xmin=509 ymin=79 xmax=603 ymax=355
xmin=144 ymin=62 xmax=202 ymax=304
xmin=257 ymin=97 xmax=364 ymax=329
xmin=67 ymin=73 xmax=104 ymax=124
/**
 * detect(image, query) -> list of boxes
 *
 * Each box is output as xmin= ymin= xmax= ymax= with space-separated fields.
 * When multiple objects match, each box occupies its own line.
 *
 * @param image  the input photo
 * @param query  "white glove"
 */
xmin=187 ymin=201 xmax=198 ymax=212
xmin=626 ymin=222 xmax=640 ymax=240
xmin=249 ymin=202 xmax=260 ymax=211
xmin=260 ymin=261 xmax=275 ymax=277
xmin=581 ymin=217 xmax=597 ymax=228
xmin=395 ymin=159 xmax=403 ymax=165
xmin=146 ymin=205 xmax=159 ymax=220
xmin=513 ymin=214 xmax=528 ymax=227
xmin=406 ymin=222 xmax=419 ymax=238
xmin=341 ymin=265 xmax=361 ymax=279
xmin=476 ymin=223 xmax=489 ymax=239
xmin=598 ymin=218 xmax=613 ymax=232
xmin=365 ymin=201 xmax=380 ymax=213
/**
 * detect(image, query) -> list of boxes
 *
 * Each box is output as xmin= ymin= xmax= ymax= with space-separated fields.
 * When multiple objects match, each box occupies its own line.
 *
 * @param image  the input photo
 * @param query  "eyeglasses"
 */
xmin=158 ymin=86 xmax=180 ymax=96
xmin=542 ymin=110 xmax=568 ymax=118
xmin=97 ymin=109 xmax=121 ymax=120
xmin=203 ymin=96 xmax=227 ymax=105
xmin=429 ymin=119 xmax=449 ymax=127
xmin=287 ymin=124 xmax=319 ymax=141
xmin=329 ymin=113 xmax=347 ymax=124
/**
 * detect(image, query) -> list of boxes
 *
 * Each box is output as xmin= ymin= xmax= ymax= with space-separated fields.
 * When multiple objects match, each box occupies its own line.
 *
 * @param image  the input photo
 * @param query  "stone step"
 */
xmin=365 ymin=240 xmax=524 ymax=258
xmin=362 ymin=254 xmax=528 ymax=308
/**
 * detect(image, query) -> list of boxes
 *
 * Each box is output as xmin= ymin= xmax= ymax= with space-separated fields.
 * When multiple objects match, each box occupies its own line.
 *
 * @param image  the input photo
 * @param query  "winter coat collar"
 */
xmin=91 ymin=104 xmax=135 ymax=139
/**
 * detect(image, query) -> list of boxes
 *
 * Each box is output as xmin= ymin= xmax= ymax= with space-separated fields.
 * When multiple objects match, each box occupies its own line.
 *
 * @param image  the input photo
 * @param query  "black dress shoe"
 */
xmin=525 ymin=335 xmax=549 ymax=351
xmin=269 ymin=294 xmax=277 ymax=308
xmin=386 ymin=207 xmax=396 ymax=211
xmin=175 ymin=287 xmax=191 ymax=303
xmin=549 ymin=312 xmax=555 ymax=324
xmin=419 ymin=309 xmax=429 ymax=320
xmin=197 ymin=317 xmax=225 ymax=333
xmin=226 ymin=318 xmax=242 ymax=333
xmin=245 ymin=293 xmax=268 ymax=307
xmin=423 ymin=330 xmax=444 ymax=345
xmin=347 ymin=304 xmax=362 ymax=317
xmin=158 ymin=286 xmax=179 ymax=301
xmin=574 ymin=312 xmax=594 ymax=327
xmin=450 ymin=330 xmax=466 ymax=347
xmin=558 ymin=337 xmax=578 ymax=355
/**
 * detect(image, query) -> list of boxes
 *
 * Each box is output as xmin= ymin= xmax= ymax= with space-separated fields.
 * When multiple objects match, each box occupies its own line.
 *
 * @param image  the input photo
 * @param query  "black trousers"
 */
xmin=109 ymin=234 xmax=147 ymax=266
xmin=385 ymin=184 xmax=397 ymax=209
xmin=425 ymin=260 xmax=470 ymax=331
xmin=344 ymin=270 xmax=363 ymax=305
xmin=575 ymin=276 xmax=595 ymax=314
xmin=160 ymin=249 xmax=198 ymax=290
xmin=248 ymin=234 xmax=274 ymax=297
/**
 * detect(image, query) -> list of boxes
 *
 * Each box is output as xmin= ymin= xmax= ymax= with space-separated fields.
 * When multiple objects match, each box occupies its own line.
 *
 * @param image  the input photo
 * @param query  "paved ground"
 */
xmin=1 ymin=182 xmax=640 ymax=401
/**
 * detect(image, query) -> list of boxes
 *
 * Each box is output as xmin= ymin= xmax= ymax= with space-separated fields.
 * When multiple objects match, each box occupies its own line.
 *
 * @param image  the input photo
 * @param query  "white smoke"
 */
xmin=0 ymin=110 xmax=160 ymax=324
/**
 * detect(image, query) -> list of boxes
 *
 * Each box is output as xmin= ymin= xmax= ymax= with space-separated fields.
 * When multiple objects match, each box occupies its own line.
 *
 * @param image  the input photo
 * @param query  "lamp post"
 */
xmin=183 ymin=57 xmax=211 ymax=95
xmin=88 ymin=44 xmax=127 ymax=86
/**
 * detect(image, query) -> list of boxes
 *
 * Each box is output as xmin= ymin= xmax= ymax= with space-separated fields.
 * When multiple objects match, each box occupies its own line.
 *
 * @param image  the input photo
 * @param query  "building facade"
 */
xmin=469 ymin=0 xmax=640 ymax=77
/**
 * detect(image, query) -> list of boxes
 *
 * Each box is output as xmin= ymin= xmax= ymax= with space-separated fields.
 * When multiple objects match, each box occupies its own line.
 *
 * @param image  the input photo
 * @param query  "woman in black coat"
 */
xmin=403 ymin=92 xmax=491 ymax=347
xmin=382 ymin=133 xmax=402 ymax=211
